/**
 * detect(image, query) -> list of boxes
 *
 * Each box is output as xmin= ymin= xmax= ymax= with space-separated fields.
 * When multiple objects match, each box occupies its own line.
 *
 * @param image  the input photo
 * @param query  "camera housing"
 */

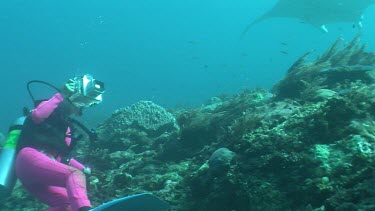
xmin=68 ymin=74 xmax=105 ymax=108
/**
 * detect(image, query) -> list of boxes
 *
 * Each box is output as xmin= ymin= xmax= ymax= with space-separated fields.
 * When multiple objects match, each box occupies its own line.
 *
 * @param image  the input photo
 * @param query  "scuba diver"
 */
xmin=14 ymin=74 xmax=105 ymax=211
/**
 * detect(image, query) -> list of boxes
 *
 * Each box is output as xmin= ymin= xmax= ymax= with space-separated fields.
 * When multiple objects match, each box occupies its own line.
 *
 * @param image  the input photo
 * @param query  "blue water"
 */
xmin=1 ymin=0 xmax=374 ymax=133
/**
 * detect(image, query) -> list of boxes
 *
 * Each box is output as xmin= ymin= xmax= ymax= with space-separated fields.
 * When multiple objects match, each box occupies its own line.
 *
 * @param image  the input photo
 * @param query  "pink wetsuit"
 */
xmin=15 ymin=93 xmax=91 ymax=211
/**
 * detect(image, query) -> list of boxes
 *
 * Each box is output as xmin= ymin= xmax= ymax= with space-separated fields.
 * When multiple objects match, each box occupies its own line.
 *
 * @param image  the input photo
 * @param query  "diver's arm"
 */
xmin=31 ymin=93 xmax=64 ymax=124
xmin=69 ymin=158 xmax=85 ymax=170
xmin=68 ymin=158 xmax=91 ymax=174
xmin=64 ymin=128 xmax=91 ymax=174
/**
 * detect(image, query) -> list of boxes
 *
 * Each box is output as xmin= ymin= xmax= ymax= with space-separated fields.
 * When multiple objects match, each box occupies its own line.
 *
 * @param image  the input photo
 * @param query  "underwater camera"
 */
xmin=68 ymin=74 xmax=105 ymax=108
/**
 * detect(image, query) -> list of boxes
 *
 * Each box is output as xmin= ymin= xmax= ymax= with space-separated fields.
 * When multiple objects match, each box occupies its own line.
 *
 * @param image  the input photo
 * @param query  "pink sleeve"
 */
xmin=69 ymin=158 xmax=85 ymax=171
xmin=31 ymin=93 xmax=64 ymax=124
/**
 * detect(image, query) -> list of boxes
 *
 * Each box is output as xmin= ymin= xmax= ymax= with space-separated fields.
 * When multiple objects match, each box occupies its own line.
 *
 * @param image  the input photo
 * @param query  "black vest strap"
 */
xmin=68 ymin=118 xmax=98 ymax=142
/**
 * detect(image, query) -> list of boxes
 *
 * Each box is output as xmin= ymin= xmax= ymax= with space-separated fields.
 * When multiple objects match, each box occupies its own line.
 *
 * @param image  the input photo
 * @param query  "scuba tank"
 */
xmin=0 ymin=116 xmax=25 ymax=200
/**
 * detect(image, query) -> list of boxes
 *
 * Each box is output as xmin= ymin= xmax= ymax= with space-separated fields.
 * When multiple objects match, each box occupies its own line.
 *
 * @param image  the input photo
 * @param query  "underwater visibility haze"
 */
xmin=0 ymin=0 xmax=374 ymax=131
xmin=1 ymin=0 xmax=375 ymax=210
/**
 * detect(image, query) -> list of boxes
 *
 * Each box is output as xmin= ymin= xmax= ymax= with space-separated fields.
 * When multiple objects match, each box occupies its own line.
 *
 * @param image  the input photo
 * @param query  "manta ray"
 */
xmin=243 ymin=0 xmax=375 ymax=35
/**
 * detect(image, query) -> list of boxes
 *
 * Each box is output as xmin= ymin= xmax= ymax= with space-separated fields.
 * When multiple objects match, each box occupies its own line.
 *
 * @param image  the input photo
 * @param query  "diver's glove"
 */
xmin=83 ymin=166 xmax=92 ymax=175
xmin=64 ymin=79 xmax=77 ymax=94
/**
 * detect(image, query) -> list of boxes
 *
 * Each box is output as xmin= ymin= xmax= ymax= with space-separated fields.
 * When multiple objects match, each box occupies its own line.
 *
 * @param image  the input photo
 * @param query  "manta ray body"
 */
xmin=243 ymin=0 xmax=375 ymax=34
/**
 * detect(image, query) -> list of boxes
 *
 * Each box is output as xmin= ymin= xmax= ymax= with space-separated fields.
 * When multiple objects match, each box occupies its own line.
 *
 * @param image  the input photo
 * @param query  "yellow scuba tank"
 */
xmin=0 ymin=116 xmax=25 ymax=200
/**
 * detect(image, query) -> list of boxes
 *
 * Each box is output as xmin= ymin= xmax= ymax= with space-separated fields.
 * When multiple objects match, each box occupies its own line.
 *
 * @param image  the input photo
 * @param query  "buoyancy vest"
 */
xmin=17 ymin=107 xmax=76 ymax=156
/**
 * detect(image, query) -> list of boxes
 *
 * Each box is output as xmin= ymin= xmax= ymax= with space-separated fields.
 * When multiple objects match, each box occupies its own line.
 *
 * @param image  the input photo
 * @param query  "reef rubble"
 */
xmin=2 ymin=35 xmax=375 ymax=211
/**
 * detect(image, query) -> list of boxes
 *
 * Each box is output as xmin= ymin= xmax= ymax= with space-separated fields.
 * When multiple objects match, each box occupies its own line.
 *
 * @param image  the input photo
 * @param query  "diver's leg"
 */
xmin=15 ymin=147 xmax=91 ymax=211
xmin=21 ymin=184 xmax=70 ymax=211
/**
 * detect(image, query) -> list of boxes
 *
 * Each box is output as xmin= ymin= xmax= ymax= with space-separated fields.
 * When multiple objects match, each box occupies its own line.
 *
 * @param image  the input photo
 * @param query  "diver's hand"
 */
xmin=83 ymin=166 xmax=92 ymax=175
xmin=64 ymin=79 xmax=76 ymax=93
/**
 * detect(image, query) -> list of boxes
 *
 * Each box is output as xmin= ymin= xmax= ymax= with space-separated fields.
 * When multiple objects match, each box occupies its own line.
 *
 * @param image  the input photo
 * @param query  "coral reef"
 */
xmin=2 ymin=35 xmax=375 ymax=211
xmin=272 ymin=34 xmax=375 ymax=101
xmin=97 ymin=100 xmax=179 ymax=138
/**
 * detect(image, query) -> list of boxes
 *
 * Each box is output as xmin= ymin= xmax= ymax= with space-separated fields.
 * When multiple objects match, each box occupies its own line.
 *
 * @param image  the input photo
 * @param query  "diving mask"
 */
xmin=65 ymin=74 xmax=105 ymax=108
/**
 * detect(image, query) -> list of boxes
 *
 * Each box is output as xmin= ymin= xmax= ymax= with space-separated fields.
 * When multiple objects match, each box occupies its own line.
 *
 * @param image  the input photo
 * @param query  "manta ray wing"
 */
xmin=242 ymin=0 xmax=375 ymax=35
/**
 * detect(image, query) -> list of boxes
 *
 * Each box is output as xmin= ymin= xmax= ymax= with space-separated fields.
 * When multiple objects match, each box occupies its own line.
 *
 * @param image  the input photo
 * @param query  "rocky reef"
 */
xmin=1 ymin=35 xmax=375 ymax=211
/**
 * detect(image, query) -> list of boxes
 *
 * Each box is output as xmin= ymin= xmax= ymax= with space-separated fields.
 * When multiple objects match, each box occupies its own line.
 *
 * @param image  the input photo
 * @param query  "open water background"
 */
xmin=0 ymin=0 xmax=374 ymax=133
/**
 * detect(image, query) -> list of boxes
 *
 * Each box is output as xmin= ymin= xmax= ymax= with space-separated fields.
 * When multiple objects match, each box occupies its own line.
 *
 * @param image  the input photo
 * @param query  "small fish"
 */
xmin=187 ymin=40 xmax=200 ymax=45
xmin=280 ymin=51 xmax=288 ymax=54
xmin=280 ymin=42 xmax=288 ymax=46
